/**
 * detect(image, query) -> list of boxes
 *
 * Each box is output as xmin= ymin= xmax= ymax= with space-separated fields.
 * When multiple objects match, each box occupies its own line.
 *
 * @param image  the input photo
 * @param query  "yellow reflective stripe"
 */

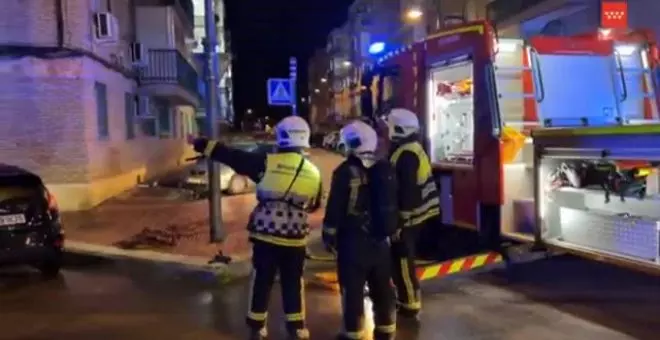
xmin=250 ymin=233 xmax=307 ymax=247
xmin=397 ymin=300 xmax=422 ymax=310
xmin=419 ymin=264 xmax=440 ymax=281
xmin=247 ymin=311 xmax=267 ymax=321
xmin=300 ymin=277 xmax=306 ymax=320
xmin=426 ymin=24 xmax=484 ymax=40
xmin=472 ymin=254 xmax=488 ymax=268
xmin=286 ymin=313 xmax=304 ymax=321
xmin=410 ymin=207 xmax=440 ymax=226
xmin=389 ymin=142 xmax=432 ymax=185
xmin=399 ymin=258 xmax=418 ymax=309
xmin=203 ymin=140 xmax=219 ymax=157
xmin=532 ymin=124 xmax=660 ymax=137
xmin=375 ymin=324 xmax=396 ymax=334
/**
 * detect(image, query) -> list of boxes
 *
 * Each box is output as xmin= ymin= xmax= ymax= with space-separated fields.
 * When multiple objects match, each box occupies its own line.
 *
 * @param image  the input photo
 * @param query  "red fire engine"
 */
xmin=362 ymin=20 xmax=660 ymax=272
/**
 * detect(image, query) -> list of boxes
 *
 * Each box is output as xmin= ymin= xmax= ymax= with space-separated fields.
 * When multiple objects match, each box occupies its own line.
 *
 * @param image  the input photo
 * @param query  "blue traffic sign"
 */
xmin=267 ymin=78 xmax=293 ymax=106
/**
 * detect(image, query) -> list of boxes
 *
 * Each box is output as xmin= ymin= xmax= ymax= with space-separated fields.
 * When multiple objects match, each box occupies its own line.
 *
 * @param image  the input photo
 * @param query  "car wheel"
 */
xmin=227 ymin=175 xmax=248 ymax=195
xmin=35 ymin=251 xmax=63 ymax=279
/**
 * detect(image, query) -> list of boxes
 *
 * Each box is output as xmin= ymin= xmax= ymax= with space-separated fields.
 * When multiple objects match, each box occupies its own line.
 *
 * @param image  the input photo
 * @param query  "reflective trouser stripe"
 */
xmin=375 ymin=324 xmax=396 ymax=334
xmin=399 ymin=258 xmax=421 ymax=310
xmin=247 ymin=269 xmax=268 ymax=322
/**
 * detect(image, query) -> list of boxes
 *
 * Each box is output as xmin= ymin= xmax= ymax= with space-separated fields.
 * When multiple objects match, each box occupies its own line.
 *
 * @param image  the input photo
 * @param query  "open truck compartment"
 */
xmin=533 ymin=129 xmax=660 ymax=270
xmin=363 ymin=21 xmax=660 ymax=273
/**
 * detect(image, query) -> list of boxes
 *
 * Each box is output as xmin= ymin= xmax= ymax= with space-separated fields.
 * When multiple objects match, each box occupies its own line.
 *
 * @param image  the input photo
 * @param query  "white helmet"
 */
xmin=340 ymin=120 xmax=378 ymax=167
xmin=275 ymin=116 xmax=311 ymax=148
xmin=387 ymin=108 xmax=420 ymax=140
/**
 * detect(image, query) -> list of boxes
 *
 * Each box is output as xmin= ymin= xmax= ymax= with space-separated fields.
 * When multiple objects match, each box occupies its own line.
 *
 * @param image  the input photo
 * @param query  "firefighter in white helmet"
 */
xmin=385 ymin=108 xmax=440 ymax=320
xmin=189 ymin=115 xmax=322 ymax=340
xmin=323 ymin=120 xmax=398 ymax=340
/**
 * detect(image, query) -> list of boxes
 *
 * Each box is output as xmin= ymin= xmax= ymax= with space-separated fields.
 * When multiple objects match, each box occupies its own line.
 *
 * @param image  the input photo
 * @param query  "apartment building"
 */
xmin=307 ymin=48 xmax=331 ymax=130
xmin=0 ymin=0 xmax=200 ymax=211
xmin=192 ymin=0 xmax=234 ymax=129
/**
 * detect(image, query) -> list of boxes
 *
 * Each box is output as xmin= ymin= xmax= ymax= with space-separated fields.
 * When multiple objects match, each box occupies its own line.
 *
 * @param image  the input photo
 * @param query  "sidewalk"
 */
xmin=62 ymin=149 xmax=343 ymax=277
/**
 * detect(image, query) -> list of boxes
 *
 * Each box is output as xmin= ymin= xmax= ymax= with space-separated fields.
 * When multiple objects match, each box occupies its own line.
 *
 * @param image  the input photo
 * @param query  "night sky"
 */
xmin=225 ymin=0 xmax=354 ymax=123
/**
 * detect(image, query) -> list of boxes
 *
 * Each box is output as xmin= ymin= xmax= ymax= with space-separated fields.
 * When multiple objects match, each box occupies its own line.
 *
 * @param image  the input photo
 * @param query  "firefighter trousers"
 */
xmin=337 ymin=241 xmax=396 ymax=339
xmin=391 ymin=227 xmax=421 ymax=314
xmin=246 ymin=240 xmax=307 ymax=332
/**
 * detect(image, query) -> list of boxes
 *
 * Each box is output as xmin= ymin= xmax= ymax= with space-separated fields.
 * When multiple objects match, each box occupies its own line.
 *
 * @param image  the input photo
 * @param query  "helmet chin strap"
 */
xmin=360 ymin=159 xmax=376 ymax=168
xmin=355 ymin=152 xmax=376 ymax=168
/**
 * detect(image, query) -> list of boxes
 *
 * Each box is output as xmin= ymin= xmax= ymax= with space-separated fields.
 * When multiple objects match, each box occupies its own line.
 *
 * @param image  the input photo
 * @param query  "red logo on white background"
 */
xmin=601 ymin=2 xmax=628 ymax=29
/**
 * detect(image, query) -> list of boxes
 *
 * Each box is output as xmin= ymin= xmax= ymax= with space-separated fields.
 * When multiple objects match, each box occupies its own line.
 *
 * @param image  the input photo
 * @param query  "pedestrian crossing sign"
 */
xmin=267 ymin=78 xmax=293 ymax=106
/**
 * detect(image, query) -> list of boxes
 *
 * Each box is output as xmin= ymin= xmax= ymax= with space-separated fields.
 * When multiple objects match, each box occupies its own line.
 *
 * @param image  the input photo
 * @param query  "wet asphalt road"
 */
xmin=1 ymin=254 xmax=660 ymax=340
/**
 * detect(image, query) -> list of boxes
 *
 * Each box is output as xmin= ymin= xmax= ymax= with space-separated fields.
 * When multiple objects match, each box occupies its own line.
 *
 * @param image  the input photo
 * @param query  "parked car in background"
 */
xmin=184 ymin=142 xmax=275 ymax=195
xmin=0 ymin=164 xmax=64 ymax=278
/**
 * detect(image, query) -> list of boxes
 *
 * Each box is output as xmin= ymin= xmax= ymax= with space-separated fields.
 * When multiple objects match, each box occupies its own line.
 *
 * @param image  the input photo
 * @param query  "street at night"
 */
xmin=1 ymin=253 xmax=659 ymax=340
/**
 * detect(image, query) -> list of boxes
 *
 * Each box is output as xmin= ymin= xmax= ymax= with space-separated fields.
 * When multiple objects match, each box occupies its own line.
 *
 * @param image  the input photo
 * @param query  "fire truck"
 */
xmin=361 ymin=20 xmax=660 ymax=273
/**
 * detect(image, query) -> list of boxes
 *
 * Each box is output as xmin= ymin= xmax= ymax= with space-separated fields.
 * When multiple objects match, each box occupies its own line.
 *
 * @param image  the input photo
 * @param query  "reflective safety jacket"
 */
xmin=323 ymin=157 xmax=398 ymax=253
xmin=200 ymin=140 xmax=322 ymax=247
xmin=389 ymin=140 xmax=440 ymax=227
xmin=250 ymin=152 xmax=321 ymax=246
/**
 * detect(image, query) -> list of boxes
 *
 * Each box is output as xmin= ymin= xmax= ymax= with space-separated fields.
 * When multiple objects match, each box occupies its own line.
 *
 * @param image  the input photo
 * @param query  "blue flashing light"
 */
xmin=368 ymin=42 xmax=386 ymax=55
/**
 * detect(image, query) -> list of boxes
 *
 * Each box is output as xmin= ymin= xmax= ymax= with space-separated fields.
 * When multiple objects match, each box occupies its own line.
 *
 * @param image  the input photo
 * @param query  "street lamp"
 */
xmin=314 ymin=88 xmax=320 ymax=93
xmin=342 ymin=60 xmax=352 ymax=67
xmin=405 ymin=8 xmax=423 ymax=21
xmin=320 ymin=77 xmax=327 ymax=83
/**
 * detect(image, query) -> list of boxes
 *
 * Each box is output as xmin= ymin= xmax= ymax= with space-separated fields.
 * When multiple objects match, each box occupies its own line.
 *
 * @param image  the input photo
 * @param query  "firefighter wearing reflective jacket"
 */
xmin=323 ymin=120 xmax=398 ymax=340
xmin=189 ymin=116 xmax=322 ymax=340
xmin=386 ymin=108 xmax=440 ymax=319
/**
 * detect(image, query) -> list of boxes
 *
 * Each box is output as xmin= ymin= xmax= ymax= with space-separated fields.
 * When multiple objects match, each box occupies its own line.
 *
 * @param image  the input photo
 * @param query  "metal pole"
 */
xmin=204 ymin=0 xmax=223 ymax=242
xmin=290 ymin=57 xmax=298 ymax=115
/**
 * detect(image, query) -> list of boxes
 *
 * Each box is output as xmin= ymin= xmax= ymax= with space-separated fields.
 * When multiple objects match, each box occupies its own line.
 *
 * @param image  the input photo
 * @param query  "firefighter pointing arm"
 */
xmin=323 ymin=120 xmax=398 ymax=340
xmin=189 ymin=116 xmax=321 ymax=340
xmin=386 ymin=108 xmax=441 ymax=320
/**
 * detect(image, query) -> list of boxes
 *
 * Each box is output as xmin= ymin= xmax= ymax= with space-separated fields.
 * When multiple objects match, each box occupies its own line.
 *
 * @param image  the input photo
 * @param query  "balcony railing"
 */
xmin=138 ymin=49 xmax=199 ymax=98
xmin=486 ymin=0 xmax=548 ymax=24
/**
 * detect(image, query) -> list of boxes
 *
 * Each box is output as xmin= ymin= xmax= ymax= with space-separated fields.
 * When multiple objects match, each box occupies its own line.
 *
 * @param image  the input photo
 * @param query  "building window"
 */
xmin=124 ymin=93 xmax=136 ymax=140
xmin=94 ymin=82 xmax=109 ymax=139
xmin=137 ymin=96 xmax=158 ymax=137
xmin=158 ymin=109 xmax=171 ymax=137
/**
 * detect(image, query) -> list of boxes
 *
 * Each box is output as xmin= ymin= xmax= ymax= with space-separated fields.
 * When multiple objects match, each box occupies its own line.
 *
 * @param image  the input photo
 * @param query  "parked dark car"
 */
xmin=0 ymin=164 xmax=64 ymax=278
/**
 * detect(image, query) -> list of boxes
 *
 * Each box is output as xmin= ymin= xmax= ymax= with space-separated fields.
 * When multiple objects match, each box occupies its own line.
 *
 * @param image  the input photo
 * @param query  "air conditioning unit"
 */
xmin=130 ymin=42 xmax=147 ymax=65
xmin=94 ymin=12 xmax=119 ymax=42
xmin=137 ymin=96 xmax=151 ymax=117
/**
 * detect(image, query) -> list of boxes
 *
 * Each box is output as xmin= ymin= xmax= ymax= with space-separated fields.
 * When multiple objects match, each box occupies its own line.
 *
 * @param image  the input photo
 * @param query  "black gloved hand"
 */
xmin=187 ymin=135 xmax=210 ymax=154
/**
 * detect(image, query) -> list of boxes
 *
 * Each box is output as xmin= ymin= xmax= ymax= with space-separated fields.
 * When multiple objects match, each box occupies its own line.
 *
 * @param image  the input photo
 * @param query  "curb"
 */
xmin=64 ymin=229 xmax=334 ymax=284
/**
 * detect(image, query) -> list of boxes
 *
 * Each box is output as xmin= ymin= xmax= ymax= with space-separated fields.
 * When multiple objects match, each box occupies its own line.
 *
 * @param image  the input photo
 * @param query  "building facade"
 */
xmin=307 ymin=48 xmax=331 ymax=131
xmin=0 ymin=0 xmax=200 ymax=211
xmin=192 ymin=0 xmax=234 ymax=130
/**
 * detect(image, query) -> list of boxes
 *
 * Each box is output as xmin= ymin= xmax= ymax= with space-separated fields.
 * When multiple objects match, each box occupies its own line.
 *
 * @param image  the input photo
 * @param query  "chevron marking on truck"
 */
xmin=416 ymin=252 xmax=503 ymax=281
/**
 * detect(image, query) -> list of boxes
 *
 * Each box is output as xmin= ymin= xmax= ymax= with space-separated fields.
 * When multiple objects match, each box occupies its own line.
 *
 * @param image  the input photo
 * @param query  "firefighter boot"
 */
xmin=248 ymin=328 xmax=268 ymax=340
xmin=287 ymin=328 xmax=310 ymax=340
xmin=396 ymin=306 xmax=421 ymax=324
